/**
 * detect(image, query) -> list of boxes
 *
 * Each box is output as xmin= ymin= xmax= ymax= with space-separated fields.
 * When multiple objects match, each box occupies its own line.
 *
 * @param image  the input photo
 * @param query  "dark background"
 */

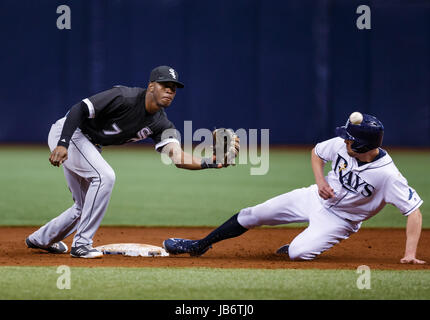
xmin=1 ymin=0 xmax=429 ymax=146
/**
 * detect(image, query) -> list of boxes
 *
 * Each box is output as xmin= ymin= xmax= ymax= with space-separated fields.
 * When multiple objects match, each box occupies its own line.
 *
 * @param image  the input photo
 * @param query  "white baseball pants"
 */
xmin=28 ymin=117 xmax=115 ymax=248
xmin=237 ymin=185 xmax=361 ymax=260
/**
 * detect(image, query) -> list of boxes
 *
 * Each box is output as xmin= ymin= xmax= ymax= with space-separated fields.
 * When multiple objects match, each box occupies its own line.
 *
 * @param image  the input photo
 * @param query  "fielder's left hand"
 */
xmin=49 ymin=146 xmax=68 ymax=167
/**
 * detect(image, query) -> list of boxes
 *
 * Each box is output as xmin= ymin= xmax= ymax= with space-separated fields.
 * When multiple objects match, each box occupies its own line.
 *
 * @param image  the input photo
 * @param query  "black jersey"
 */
xmin=59 ymin=86 xmax=179 ymax=151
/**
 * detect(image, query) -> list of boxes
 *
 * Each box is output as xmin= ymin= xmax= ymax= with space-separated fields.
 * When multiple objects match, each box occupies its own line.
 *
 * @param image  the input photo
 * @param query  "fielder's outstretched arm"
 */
xmin=162 ymin=142 xmax=222 ymax=170
xmin=401 ymin=208 xmax=426 ymax=264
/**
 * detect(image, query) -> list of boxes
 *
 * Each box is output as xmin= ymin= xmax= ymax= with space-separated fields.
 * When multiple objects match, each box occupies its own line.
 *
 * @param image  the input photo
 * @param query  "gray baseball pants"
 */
xmin=28 ymin=117 xmax=115 ymax=248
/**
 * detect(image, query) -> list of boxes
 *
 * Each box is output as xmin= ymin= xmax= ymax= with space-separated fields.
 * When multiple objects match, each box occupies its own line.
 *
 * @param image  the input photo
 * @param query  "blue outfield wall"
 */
xmin=0 ymin=0 xmax=429 ymax=146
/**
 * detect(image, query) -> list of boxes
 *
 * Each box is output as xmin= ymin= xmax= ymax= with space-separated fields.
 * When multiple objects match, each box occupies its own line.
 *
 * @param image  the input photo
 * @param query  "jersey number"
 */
xmin=103 ymin=123 xmax=122 ymax=135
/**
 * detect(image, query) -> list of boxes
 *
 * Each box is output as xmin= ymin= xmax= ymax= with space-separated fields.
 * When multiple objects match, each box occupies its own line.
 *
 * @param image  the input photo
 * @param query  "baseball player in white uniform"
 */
xmin=163 ymin=112 xmax=426 ymax=264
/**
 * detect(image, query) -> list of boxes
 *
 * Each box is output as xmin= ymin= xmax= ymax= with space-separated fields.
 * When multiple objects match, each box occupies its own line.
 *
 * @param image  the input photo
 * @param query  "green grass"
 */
xmin=0 ymin=147 xmax=429 ymax=302
xmin=0 ymin=266 xmax=429 ymax=300
xmin=0 ymin=146 xmax=428 ymax=227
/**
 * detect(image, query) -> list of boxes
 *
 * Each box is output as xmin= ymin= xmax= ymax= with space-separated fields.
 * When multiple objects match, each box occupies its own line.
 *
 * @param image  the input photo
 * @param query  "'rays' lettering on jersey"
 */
xmin=335 ymin=155 xmax=375 ymax=197
xmin=128 ymin=127 xmax=153 ymax=142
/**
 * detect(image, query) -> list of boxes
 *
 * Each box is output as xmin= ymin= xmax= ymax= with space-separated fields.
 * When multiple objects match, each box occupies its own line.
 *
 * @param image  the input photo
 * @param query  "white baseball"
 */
xmin=349 ymin=112 xmax=363 ymax=125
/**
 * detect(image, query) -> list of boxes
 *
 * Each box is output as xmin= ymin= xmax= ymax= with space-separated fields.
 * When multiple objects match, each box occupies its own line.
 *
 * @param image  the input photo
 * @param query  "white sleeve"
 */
xmin=314 ymin=137 xmax=345 ymax=163
xmin=155 ymin=138 xmax=180 ymax=152
xmin=384 ymin=172 xmax=423 ymax=216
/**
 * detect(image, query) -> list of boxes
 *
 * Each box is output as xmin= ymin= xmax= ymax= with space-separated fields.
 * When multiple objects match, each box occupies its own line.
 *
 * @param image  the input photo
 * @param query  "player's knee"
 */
xmin=287 ymin=244 xmax=318 ymax=261
xmin=100 ymin=168 xmax=116 ymax=188
xmin=72 ymin=203 xmax=82 ymax=215
xmin=237 ymin=208 xmax=260 ymax=229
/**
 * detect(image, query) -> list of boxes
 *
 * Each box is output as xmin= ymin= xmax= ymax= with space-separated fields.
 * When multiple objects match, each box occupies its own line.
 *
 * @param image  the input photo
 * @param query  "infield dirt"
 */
xmin=1 ymin=227 xmax=429 ymax=270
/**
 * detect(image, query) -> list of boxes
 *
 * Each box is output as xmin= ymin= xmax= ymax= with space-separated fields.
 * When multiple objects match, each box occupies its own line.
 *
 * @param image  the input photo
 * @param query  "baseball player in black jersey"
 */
xmin=25 ymin=65 xmax=237 ymax=258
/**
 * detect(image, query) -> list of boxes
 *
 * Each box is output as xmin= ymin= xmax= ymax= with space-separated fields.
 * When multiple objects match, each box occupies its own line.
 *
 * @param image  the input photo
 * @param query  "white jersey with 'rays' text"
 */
xmin=314 ymin=137 xmax=423 ymax=222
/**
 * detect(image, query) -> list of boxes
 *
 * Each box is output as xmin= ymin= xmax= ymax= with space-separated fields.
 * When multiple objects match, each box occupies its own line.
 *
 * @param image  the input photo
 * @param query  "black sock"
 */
xmin=198 ymin=213 xmax=248 ymax=249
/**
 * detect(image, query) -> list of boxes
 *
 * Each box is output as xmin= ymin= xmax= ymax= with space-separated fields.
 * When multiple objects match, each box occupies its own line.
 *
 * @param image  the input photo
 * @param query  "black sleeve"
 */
xmin=57 ymin=101 xmax=89 ymax=148
xmin=57 ymin=87 xmax=123 ymax=149
xmin=82 ymin=87 xmax=123 ymax=118
xmin=150 ymin=117 xmax=180 ymax=152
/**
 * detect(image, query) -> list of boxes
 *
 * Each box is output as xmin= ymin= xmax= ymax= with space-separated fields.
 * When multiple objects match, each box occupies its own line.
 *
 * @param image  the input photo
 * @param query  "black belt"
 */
xmin=83 ymin=134 xmax=103 ymax=150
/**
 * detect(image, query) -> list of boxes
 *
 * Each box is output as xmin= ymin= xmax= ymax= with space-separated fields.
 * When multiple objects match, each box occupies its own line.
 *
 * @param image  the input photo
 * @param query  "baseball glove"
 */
xmin=212 ymin=128 xmax=240 ymax=166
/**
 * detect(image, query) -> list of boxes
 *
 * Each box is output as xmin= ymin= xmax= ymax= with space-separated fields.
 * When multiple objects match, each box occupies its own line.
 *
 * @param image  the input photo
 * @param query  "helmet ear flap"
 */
xmin=351 ymin=141 xmax=372 ymax=153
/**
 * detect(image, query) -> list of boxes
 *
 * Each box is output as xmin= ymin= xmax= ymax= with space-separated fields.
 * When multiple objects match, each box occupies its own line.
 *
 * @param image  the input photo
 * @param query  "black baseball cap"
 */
xmin=149 ymin=65 xmax=184 ymax=88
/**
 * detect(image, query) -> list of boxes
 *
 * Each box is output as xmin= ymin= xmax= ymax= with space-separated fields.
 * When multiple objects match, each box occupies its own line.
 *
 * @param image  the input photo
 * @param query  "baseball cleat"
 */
xmin=71 ymin=245 xmax=103 ymax=259
xmin=26 ymin=237 xmax=68 ymax=254
xmin=163 ymin=238 xmax=211 ymax=257
xmin=275 ymin=244 xmax=290 ymax=256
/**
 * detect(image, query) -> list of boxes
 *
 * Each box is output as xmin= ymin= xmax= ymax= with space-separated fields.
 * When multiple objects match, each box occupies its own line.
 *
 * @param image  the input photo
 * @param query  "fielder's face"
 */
xmin=149 ymin=81 xmax=177 ymax=108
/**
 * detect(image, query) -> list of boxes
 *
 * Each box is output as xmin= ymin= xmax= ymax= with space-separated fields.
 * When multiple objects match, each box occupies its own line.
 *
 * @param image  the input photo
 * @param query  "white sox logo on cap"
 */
xmin=149 ymin=65 xmax=184 ymax=88
xmin=169 ymin=68 xmax=177 ymax=79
